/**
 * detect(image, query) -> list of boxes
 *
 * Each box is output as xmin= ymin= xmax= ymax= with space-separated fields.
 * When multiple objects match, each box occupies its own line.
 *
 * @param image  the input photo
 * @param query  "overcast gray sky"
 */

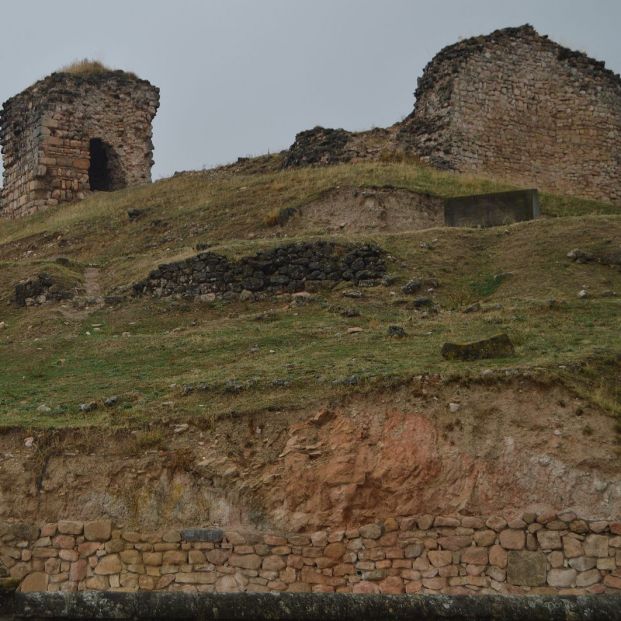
xmin=1 ymin=0 xmax=620 ymax=180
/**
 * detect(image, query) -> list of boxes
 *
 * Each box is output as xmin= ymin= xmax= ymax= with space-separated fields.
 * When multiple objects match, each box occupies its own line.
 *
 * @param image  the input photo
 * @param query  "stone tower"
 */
xmin=399 ymin=25 xmax=621 ymax=204
xmin=0 ymin=66 xmax=159 ymax=219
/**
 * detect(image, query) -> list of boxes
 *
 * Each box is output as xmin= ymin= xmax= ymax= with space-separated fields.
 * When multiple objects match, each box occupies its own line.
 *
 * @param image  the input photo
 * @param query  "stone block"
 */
xmin=229 ymin=553 xmax=262 ymax=570
xmin=537 ymin=530 xmax=562 ymax=550
xmin=506 ymin=551 xmax=547 ymax=587
xmin=499 ymin=529 xmax=525 ymax=550
xmin=584 ymin=534 xmax=608 ymax=558
xmin=181 ymin=528 xmax=224 ymax=543
xmin=19 ymin=571 xmax=48 ymax=592
xmin=84 ymin=520 xmax=112 ymax=542
xmin=359 ymin=524 xmax=383 ymax=540
xmin=461 ymin=547 xmax=488 ymax=565
xmin=94 ymin=554 xmax=122 ymax=575
xmin=548 ymin=568 xmax=577 ymax=588
xmin=576 ymin=569 xmax=601 ymax=587
xmin=57 ymin=521 xmax=83 ymax=535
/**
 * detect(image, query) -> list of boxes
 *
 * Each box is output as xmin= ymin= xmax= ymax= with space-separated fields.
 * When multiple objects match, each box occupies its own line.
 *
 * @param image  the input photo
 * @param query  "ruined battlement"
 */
xmin=398 ymin=25 xmax=621 ymax=203
xmin=0 ymin=67 xmax=159 ymax=219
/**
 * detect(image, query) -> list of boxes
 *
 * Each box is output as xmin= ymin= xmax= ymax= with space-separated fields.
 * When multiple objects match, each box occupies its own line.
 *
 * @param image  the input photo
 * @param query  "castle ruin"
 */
xmin=398 ymin=25 xmax=621 ymax=204
xmin=0 ymin=67 xmax=159 ymax=219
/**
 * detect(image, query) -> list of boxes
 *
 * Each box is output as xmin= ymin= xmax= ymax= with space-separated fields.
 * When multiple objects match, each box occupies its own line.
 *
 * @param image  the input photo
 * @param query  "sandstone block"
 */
xmin=474 ymin=530 xmax=497 ymax=547
xmin=549 ymin=551 xmax=564 ymax=569
xmin=94 ymin=554 xmax=122 ymax=575
xmin=537 ymin=530 xmax=562 ymax=550
xmin=569 ymin=556 xmax=597 ymax=571
xmin=428 ymin=550 xmax=452 ymax=567
xmin=69 ymin=560 xmax=87 ymax=582
xmin=547 ymin=568 xmax=576 ymax=588
xmin=143 ymin=552 xmax=163 ymax=566
xmin=162 ymin=551 xmax=186 ymax=565
xmin=404 ymin=543 xmax=424 ymax=559
xmin=229 ymin=553 xmax=262 ymax=570
xmin=506 ymin=551 xmax=546 ymax=587
xmin=85 ymin=575 xmax=108 ymax=590
xmin=378 ymin=576 xmax=404 ymax=594
xmin=462 ymin=547 xmax=488 ymax=565
xmin=603 ymin=575 xmax=621 ymax=590
xmin=438 ymin=535 xmax=472 ymax=551
xmin=584 ymin=534 xmax=608 ymax=558
xmin=19 ymin=571 xmax=48 ymax=592
xmin=353 ymin=580 xmax=380 ymax=593
xmin=206 ymin=549 xmax=230 ymax=565
xmin=262 ymin=556 xmax=286 ymax=571
xmin=310 ymin=531 xmax=328 ymax=547
xmin=176 ymin=572 xmax=217 ymax=585
xmin=562 ymin=536 xmax=584 ymax=558
xmin=488 ymin=545 xmax=507 ymax=569
xmin=120 ymin=550 xmax=141 ymax=564
xmin=84 ymin=520 xmax=112 ymax=542
xmin=576 ymin=569 xmax=601 ymax=587
xmin=359 ymin=524 xmax=383 ymax=540
xmin=499 ymin=529 xmax=525 ymax=550
xmin=57 ymin=521 xmax=83 ymax=535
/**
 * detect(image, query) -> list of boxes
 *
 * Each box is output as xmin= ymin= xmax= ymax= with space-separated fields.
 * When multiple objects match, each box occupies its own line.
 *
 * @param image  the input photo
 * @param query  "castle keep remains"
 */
xmin=398 ymin=25 xmax=621 ymax=204
xmin=0 ymin=68 xmax=159 ymax=218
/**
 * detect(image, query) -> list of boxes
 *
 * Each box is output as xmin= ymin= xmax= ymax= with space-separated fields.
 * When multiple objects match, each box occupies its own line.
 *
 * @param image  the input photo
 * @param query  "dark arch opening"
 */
xmin=88 ymin=138 xmax=113 ymax=191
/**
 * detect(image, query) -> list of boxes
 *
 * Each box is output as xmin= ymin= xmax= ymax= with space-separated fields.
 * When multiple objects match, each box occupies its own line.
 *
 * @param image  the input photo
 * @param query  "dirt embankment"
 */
xmin=0 ymin=376 xmax=618 ymax=532
xmin=284 ymin=186 xmax=444 ymax=234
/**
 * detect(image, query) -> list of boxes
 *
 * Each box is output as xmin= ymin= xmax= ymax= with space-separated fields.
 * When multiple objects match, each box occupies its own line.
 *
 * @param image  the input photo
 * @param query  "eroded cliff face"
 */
xmin=0 ymin=377 xmax=618 ymax=532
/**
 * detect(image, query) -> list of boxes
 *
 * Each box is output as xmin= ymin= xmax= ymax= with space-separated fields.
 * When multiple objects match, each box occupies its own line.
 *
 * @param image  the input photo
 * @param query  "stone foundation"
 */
xmin=133 ymin=241 xmax=386 ymax=301
xmin=3 ymin=513 xmax=620 ymax=595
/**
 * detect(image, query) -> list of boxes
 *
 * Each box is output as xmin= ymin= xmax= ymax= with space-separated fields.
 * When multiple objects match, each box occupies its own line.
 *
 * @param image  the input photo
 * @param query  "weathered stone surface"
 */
xmin=19 ymin=572 xmax=48 ymax=592
xmin=359 ymin=524 xmax=383 ymax=540
xmin=181 ymin=528 xmax=224 ymax=543
xmin=547 ymin=568 xmax=576 ymax=588
xmin=499 ymin=529 xmax=525 ymax=550
xmin=1 ymin=70 xmax=159 ymax=219
xmin=94 ymin=554 xmax=122 ymax=575
xmin=576 ymin=569 xmax=601 ymax=587
xmin=135 ymin=242 xmax=386 ymax=301
xmin=536 ymin=530 xmax=562 ymax=550
xmin=506 ymin=551 xmax=546 ymax=587
xmin=84 ymin=520 xmax=112 ymax=542
xmin=441 ymin=334 xmax=514 ymax=361
xmin=584 ymin=534 xmax=609 ymax=558
xmin=398 ymin=25 xmax=621 ymax=205
xmin=57 ymin=521 xmax=83 ymax=536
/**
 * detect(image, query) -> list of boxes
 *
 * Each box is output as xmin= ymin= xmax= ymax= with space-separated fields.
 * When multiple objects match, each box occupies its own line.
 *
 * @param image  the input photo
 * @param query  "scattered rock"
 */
xmin=127 ymin=208 xmax=145 ymax=221
xmin=463 ymin=302 xmax=481 ymax=313
xmin=173 ymin=423 xmax=189 ymax=434
xmin=342 ymin=290 xmax=363 ymax=298
xmin=79 ymin=402 xmax=97 ymax=413
xmin=347 ymin=327 xmax=363 ymax=334
xmin=104 ymin=396 xmax=119 ymax=407
xmin=36 ymin=404 xmax=52 ymax=414
xmin=402 ymin=279 xmax=422 ymax=295
xmin=441 ymin=333 xmax=515 ymax=361
xmin=0 ymin=321 xmax=5 ymax=329
xmin=448 ymin=402 xmax=461 ymax=413
xmin=578 ymin=289 xmax=588 ymax=299
xmin=387 ymin=325 xmax=407 ymax=338
xmin=411 ymin=297 xmax=434 ymax=309
xmin=24 ymin=437 xmax=34 ymax=448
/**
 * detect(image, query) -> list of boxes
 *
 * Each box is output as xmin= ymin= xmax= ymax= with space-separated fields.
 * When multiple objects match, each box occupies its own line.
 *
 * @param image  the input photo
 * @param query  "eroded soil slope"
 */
xmin=1 ymin=375 xmax=618 ymax=532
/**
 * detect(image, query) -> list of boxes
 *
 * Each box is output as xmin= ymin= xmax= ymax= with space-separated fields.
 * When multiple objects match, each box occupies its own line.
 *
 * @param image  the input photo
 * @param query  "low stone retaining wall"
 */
xmin=2 ymin=513 xmax=620 ymax=596
xmin=1 ymin=592 xmax=621 ymax=620
xmin=132 ymin=241 xmax=386 ymax=300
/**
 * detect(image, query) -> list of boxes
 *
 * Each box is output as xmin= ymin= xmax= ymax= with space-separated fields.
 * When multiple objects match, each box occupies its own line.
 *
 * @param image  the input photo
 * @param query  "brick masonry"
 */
xmin=3 ymin=513 xmax=620 ymax=595
xmin=399 ymin=25 xmax=621 ymax=204
xmin=0 ymin=70 xmax=159 ymax=219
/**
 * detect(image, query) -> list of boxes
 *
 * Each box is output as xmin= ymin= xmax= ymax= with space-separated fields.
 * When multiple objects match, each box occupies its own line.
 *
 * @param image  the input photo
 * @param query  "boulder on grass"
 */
xmin=441 ymin=333 xmax=515 ymax=361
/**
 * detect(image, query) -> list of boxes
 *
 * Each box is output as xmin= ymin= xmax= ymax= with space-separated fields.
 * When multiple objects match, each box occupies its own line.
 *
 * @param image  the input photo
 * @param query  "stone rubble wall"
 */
xmin=0 ymin=71 xmax=159 ymax=219
xmin=399 ymin=25 xmax=621 ymax=204
xmin=133 ymin=241 xmax=386 ymax=301
xmin=3 ymin=513 xmax=621 ymax=595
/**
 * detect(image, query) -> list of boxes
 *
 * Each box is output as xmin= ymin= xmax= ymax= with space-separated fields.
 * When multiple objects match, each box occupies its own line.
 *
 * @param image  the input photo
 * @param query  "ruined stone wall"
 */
xmin=3 ymin=513 xmax=621 ymax=595
xmin=399 ymin=25 xmax=621 ymax=204
xmin=133 ymin=242 xmax=386 ymax=301
xmin=0 ymin=71 xmax=159 ymax=219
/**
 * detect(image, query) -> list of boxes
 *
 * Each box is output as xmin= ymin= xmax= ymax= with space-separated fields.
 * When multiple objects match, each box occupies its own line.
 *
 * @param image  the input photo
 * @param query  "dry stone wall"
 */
xmin=3 ymin=513 xmax=621 ymax=595
xmin=133 ymin=241 xmax=386 ymax=301
xmin=399 ymin=25 xmax=621 ymax=204
xmin=0 ymin=71 xmax=159 ymax=219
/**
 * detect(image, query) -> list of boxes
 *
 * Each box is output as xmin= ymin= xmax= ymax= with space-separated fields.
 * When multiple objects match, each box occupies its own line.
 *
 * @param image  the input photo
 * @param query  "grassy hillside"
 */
xmin=0 ymin=160 xmax=619 ymax=429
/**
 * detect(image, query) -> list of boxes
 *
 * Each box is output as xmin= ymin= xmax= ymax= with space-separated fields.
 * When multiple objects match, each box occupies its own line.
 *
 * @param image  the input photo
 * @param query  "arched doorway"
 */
xmin=88 ymin=138 xmax=125 ymax=191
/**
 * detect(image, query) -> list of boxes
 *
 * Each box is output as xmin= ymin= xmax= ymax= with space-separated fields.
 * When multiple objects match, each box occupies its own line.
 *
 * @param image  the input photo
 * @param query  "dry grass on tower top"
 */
xmin=58 ymin=59 xmax=136 ymax=78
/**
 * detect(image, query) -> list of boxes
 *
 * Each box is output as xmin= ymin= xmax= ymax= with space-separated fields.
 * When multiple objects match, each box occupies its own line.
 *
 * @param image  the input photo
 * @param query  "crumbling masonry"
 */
xmin=0 ymin=70 xmax=159 ymax=218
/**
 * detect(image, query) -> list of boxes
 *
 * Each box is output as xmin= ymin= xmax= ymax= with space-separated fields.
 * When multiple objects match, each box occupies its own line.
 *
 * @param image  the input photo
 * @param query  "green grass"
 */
xmin=0 ymin=160 xmax=619 ymax=429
